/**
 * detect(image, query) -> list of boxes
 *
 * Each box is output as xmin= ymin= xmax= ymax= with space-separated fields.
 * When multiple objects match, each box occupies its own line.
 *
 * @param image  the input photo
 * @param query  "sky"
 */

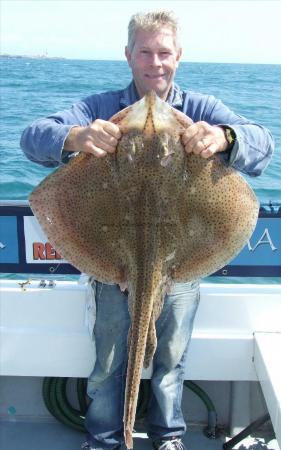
xmin=1 ymin=0 xmax=281 ymax=64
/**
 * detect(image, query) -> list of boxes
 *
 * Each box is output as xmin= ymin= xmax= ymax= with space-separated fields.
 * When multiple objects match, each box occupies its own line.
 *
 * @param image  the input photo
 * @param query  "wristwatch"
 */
xmin=221 ymin=126 xmax=236 ymax=151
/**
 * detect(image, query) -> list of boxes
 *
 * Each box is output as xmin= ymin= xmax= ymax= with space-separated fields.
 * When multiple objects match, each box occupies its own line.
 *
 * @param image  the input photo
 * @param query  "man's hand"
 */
xmin=181 ymin=121 xmax=228 ymax=158
xmin=64 ymin=120 xmax=122 ymax=157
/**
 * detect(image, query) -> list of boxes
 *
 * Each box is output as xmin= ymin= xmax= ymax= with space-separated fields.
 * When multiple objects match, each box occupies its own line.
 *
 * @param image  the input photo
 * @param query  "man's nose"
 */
xmin=149 ymin=53 xmax=161 ymax=66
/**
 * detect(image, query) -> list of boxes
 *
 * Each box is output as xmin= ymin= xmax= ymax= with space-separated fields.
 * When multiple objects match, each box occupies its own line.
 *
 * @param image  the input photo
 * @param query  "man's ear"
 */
xmin=175 ymin=47 xmax=182 ymax=68
xmin=125 ymin=46 xmax=131 ymax=67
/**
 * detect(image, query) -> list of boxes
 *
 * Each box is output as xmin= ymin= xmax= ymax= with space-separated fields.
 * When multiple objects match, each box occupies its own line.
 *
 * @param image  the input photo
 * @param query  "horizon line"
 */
xmin=1 ymin=53 xmax=280 ymax=66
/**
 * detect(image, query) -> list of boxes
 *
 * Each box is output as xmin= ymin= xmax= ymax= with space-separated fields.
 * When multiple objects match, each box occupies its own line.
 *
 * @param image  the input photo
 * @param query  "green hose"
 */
xmin=42 ymin=377 xmax=218 ymax=437
xmin=184 ymin=380 xmax=218 ymax=438
xmin=55 ymin=378 xmax=85 ymax=427
xmin=77 ymin=378 xmax=88 ymax=416
xmin=42 ymin=377 xmax=85 ymax=432
xmin=184 ymin=380 xmax=216 ymax=411
xmin=42 ymin=377 xmax=150 ymax=432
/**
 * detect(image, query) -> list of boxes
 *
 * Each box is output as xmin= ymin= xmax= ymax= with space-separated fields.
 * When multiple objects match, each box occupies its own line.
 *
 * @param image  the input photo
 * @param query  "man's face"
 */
xmin=125 ymin=27 xmax=182 ymax=100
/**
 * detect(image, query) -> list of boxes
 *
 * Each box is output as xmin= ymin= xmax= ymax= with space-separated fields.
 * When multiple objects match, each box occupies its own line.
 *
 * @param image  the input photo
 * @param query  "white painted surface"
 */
xmin=254 ymin=332 xmax=281 ymax=445
xmin=1 ymin=280 xmax=281 ymax=380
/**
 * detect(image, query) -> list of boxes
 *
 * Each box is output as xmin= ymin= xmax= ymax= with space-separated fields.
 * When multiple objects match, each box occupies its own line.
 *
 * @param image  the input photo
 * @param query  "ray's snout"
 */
xmin=110 ymin=90 xmax=174 ymax=137
xmin=144 ymin=90 xmax=157 ymax=106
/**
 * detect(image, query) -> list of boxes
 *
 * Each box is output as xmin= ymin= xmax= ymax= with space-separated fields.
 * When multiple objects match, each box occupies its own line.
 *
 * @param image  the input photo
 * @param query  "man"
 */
xmin=21 ymin=10 xmax=274 ymax=450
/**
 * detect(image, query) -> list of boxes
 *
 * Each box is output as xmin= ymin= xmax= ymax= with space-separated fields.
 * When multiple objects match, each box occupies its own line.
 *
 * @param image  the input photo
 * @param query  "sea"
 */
xmin=0 ymin=57 xmax=280 ymax=283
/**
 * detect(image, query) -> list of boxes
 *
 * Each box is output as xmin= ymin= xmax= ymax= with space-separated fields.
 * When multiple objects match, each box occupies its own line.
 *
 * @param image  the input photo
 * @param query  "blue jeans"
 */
xmin=85 ymin=280 xmax=200 ymax=449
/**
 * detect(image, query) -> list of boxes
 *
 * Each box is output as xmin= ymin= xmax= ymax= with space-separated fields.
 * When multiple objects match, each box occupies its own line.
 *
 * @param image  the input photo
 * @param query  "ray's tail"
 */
xmin=122 ymin=184 xmax=170 ymax=449
xmin=123 ymin=265 xmax=163 ymax=449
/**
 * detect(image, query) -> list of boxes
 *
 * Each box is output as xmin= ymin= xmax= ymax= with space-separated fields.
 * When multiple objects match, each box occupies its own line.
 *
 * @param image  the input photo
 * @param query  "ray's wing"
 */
xmin=169 ymin=108 xmax=259 ymax=282
xmin=29 ymin=152 xmax=125 ymax=283
xmin=173 ymin=152 xmax=259 ymax=281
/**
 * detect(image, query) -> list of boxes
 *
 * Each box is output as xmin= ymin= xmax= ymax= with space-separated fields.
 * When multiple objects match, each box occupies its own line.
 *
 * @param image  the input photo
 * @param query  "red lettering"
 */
xmin=33 ymin=242 xmax=46 ymax=260
xmin=55 ymin=250 xmax=63 ymax=260
xmin=45 ymin=243 xmax=56 ymax=260
xmin=33 ymin=242 xmax=63 ymax=261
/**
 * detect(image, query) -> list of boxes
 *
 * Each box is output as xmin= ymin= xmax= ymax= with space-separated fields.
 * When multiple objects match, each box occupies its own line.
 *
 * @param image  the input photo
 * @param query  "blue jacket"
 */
xmin=20 ymin=81 xmax=274 ymax=177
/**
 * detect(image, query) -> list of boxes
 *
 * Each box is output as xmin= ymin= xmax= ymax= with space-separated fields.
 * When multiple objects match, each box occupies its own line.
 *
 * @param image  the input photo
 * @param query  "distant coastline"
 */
xmin=0 ymin=53 xmax=66 ymax=60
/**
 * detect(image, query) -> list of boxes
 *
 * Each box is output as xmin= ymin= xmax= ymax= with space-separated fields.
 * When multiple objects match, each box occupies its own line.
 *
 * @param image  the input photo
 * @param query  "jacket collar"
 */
xmin=120 ymin=80 xmax=183 ymax=109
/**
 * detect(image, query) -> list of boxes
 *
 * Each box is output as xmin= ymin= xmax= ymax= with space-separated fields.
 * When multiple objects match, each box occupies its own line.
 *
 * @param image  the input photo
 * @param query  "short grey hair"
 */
xmin=127 ymin=11 xmax=180 ymax=51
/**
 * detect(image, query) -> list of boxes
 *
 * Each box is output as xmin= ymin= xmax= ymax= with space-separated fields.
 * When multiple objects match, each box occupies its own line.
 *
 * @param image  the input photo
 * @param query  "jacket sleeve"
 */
xmin=20 ymin=100 xmax=95 ymax=168
xmin=204 ymin=96 xmax=274 ymax=177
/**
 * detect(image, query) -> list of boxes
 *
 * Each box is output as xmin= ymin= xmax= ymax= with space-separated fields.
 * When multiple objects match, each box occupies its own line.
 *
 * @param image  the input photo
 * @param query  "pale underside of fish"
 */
xmin=29 ymin=92 xmax=259 ymax=449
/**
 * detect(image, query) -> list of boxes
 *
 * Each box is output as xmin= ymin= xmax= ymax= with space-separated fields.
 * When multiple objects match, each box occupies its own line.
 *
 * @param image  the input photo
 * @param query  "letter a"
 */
xmin=248 ymin=228 xmax=277 ymax=252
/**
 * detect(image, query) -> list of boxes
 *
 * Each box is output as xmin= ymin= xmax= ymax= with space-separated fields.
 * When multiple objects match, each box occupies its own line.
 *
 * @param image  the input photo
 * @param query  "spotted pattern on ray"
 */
xmin=29 ymin=92 xmax=259 ymax=449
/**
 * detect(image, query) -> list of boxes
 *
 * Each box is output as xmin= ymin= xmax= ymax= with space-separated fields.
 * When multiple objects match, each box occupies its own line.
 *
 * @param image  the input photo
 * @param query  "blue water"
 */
xmin=0 ymin=57 xmax=280 ymax=282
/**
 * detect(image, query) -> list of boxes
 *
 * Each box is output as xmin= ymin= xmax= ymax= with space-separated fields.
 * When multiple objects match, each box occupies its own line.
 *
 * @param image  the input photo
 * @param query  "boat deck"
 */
xmin=0 ymin=419 xmax=279 ymax=450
